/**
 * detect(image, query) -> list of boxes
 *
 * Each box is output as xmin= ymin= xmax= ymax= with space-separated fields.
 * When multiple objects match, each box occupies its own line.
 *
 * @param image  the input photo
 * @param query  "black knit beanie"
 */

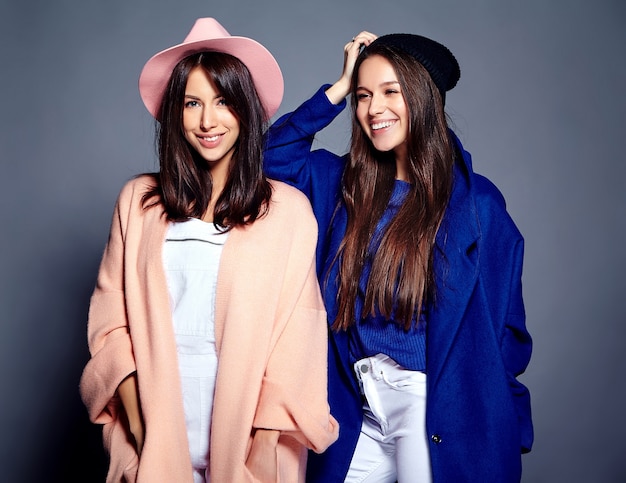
xmin=368 ymin=33 xmax=460 ymax=104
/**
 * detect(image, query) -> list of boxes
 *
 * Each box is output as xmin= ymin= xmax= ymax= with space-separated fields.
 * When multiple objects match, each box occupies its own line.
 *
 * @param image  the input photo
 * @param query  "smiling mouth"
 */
xmin=371 ymin=120 xmax=396 ymax=131
xmin=200 ymin=134 xmax=221 ymax=142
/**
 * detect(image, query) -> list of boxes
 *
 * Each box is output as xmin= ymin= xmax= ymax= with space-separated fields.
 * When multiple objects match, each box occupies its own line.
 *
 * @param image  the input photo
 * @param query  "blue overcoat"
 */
xmin=264 ymin=86 xmax=533 ymax=482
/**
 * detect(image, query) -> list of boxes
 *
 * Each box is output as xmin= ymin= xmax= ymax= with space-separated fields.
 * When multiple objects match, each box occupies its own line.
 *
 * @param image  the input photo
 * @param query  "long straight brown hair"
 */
xmin=142 ymin=51 xmax=272 ymax=229
xmin=332 ymin=44 xmax=454 ymax=331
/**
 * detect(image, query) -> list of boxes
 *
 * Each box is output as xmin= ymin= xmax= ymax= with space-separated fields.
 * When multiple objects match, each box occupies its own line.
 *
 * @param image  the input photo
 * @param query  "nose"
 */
xmin=368 ymin=93 xmax=386 ymax=116
xmin=200 ymin=106 xmax=217 ymax=131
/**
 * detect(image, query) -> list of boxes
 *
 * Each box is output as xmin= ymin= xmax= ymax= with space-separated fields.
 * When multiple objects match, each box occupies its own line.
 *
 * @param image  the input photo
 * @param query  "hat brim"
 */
xmin=139 ymin=36 xmax=283 ymax=120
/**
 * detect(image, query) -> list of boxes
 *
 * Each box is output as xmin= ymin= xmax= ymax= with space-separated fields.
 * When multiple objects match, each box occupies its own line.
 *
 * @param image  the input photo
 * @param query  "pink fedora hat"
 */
xmin=139 ymin=17 xmax=283 ymax=120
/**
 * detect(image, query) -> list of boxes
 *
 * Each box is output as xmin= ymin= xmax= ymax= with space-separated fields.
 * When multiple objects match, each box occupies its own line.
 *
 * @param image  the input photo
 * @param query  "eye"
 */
xmin=356 ymin=92 xmax=371 ymax=101
xmin=184 ymin=99 xmax=200 ymax=108
xmin=385 ymin=88 xmax=399 ymax=95
xmin=217 ymin=97 xmax=228 ymax=106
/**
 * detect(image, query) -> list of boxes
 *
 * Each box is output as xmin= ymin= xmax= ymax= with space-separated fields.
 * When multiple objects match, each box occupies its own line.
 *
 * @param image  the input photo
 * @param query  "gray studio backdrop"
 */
xmin=1 ymin=0 xmax=624 ymax=481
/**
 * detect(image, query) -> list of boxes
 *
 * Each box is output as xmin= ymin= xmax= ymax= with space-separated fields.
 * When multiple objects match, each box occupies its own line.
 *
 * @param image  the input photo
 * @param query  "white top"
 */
xmin=162 ymin=218 xmax=228 ymax=472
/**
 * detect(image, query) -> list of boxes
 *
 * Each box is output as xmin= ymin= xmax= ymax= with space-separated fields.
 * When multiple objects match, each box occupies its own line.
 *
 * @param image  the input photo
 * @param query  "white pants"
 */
xmin=345 ymin=353 xmax=432 ymax=483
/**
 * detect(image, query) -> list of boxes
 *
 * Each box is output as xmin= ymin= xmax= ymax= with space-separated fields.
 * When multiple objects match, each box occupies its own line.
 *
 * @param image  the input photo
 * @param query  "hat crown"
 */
xmin=369 ymin=33 xmax=460 ymax=103
xmin=183 ymin=18 xmax=231 ymax=43
xmin=138 ymin=17 xmax=284 ymax=120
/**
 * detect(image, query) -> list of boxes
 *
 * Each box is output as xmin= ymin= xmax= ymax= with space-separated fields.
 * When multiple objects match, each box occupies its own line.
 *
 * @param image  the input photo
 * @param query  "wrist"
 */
xmin=325 ymin=78 xmax=351 ymax=105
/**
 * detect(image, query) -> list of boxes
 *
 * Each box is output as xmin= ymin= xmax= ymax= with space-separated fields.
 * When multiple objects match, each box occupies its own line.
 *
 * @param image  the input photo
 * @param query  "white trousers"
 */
xmin=345 ymin=353 xmax=432 ymax=483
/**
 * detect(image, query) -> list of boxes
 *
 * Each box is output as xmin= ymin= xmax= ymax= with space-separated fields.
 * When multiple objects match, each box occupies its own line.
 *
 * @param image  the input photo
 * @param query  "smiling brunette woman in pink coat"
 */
xmin=79 ymin=18 xmax=338 ymax=483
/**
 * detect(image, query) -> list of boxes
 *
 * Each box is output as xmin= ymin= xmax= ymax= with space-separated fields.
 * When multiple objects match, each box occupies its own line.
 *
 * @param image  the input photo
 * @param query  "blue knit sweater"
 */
xmin=348 ymin=179 xmax=427 ymax=371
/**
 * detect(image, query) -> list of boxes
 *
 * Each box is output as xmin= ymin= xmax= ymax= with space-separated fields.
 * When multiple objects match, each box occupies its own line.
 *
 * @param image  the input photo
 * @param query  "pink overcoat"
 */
xmin=79 ymin=176 xmax=339 ymax=482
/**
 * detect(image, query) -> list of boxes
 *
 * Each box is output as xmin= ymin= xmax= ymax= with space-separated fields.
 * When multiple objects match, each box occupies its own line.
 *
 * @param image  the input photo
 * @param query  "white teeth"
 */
xmin=202 ymin=135 xmax=220 ymax=142
xmin=371 ymin=121 xmax=395 ymax=130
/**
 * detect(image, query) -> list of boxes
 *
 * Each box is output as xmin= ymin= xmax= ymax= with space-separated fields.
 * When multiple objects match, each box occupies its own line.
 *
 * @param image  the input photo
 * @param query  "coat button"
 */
xmin=431 ymin=434 xmax=442 ymax=444
xmin=360 ymin=364 xmax=369 ymax=373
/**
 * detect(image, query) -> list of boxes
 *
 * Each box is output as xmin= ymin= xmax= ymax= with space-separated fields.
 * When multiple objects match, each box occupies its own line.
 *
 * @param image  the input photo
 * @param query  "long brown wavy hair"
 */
xmin=142 ymin=51 xmax=272 ymax=229
xmin=332 ymin=44 xmax=454 ymax=331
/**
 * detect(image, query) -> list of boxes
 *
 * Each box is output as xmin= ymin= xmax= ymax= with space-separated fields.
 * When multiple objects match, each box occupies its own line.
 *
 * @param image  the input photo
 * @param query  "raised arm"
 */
xmin=263 ymin=32 xmax=376 ymax=268
xmin=263 ymin=31 xmax=377 ymax=196
xmin=325 ymin=31 xmax=377 ymax=104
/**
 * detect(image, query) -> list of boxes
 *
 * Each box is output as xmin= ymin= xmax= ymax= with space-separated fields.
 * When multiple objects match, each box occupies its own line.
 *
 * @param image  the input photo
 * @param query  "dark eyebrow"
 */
xmin=183 ymin=93 xmax=224 ymax=102
xmin=356 ymin=80 xmax=400 ymax=91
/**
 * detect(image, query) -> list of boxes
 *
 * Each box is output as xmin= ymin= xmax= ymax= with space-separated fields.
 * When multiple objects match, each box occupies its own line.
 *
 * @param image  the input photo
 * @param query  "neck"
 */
xmin=202 ymin=172 xmax=227 ymax=224
xmin=395 ymin=157 xmax=409 ymax=181
xmin=394 ymin=143 xmax=409 ymax=181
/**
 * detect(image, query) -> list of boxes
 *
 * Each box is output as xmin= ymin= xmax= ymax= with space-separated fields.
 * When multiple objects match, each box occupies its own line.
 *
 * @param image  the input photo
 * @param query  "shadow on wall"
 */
xmin=54 ymin=391 xmax=108 ymax=481
xmin=9 ymin=238 xmax=111 ymax=482
xmin=52 ymin=248 xmax=110 ymax=481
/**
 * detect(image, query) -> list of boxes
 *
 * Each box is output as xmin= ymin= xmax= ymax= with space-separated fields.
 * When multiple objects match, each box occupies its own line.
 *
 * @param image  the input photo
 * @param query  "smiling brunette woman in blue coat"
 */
xmin=263 ymin=30 xmax=533 ymax=483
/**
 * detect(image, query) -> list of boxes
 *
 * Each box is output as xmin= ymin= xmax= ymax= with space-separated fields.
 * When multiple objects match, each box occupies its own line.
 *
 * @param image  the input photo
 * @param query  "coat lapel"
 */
xmin=427 ymin=145 xmax=480 ymax=390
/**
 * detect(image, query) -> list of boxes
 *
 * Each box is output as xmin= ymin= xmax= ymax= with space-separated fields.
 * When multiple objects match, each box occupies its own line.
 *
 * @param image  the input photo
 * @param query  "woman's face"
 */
xmin=355 ymin=55 xmax=409 ymax=161
xmin=182 ymin=66 xmax=240 ymax=173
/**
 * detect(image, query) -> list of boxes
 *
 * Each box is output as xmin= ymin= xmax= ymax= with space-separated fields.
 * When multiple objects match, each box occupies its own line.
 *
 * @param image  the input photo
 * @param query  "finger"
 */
xmin=352 ymin=31 xmax=378 ymax=44
xmin=345 ymin=34 xmax=377 ymax=53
